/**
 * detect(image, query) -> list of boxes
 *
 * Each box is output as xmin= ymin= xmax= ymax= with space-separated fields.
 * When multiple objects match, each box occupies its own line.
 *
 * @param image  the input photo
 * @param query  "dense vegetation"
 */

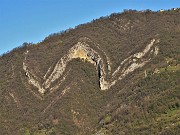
xmin=0 ymin=9 xmax=180 ymax=135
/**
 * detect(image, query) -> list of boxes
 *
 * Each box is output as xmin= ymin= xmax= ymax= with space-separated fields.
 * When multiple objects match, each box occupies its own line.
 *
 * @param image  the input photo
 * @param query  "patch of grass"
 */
xmin=159 ymin=65 xmax=180 ymax=72
xmin=156 ymin=109 xmax=180 ymax=125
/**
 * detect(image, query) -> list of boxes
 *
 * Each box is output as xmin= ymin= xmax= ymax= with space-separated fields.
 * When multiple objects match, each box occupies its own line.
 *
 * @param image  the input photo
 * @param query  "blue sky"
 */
xmin=0 ymin=0 xmax=179 ymax=55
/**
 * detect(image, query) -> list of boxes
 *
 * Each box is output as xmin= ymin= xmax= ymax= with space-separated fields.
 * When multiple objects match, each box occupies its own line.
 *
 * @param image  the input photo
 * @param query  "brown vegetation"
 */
xmin=0 ymin=9 xmax=180 ymax=135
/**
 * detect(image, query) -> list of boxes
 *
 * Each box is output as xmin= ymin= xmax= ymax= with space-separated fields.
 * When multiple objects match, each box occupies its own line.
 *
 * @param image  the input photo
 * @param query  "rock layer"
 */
xmin=23 ymin=37 xmax=159 ymax=95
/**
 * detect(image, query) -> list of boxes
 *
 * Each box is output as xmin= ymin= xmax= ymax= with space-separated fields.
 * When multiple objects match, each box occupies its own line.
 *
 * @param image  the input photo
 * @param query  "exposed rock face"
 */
xmin=23 ymin=37 xmax=159 ymax=95
xmin=23 ymin=50 xmax=46 ymax=94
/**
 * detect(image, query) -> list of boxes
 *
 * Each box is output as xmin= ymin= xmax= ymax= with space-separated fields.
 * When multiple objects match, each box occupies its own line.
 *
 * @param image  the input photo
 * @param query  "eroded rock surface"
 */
xmin=22 ymin=37 xmax=159 ymax=95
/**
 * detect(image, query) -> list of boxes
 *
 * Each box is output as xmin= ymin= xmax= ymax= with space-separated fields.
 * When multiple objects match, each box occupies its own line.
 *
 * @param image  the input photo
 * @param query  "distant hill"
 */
xmin=0 ymin=9 xmax=180 ymax=135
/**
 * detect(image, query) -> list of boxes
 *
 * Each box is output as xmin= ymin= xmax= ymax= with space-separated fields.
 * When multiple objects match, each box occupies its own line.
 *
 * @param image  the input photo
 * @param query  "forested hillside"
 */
xmin=0 ymin=9 xmax=180 ymax=135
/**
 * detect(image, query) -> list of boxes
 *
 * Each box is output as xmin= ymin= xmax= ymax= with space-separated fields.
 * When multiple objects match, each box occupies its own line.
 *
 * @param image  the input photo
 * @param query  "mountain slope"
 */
xmin=0 ymin=9 xmax=180 ymax=135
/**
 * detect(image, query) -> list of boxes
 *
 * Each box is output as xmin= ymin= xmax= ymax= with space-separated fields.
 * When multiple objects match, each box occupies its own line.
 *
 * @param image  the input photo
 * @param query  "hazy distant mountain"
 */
xmin=0 ymin=9 xmax=179 ymax=135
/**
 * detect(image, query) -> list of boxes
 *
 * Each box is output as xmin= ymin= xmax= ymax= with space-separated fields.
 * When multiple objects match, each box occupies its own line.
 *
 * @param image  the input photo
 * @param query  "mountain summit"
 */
xmin=0 ymin=9 xmax=180 ymax=135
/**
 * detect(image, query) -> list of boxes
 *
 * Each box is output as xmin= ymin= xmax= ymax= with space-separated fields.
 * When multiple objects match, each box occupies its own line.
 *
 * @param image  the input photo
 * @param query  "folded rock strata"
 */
xmin=23 ymin=37 xmax=159 ymax=96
